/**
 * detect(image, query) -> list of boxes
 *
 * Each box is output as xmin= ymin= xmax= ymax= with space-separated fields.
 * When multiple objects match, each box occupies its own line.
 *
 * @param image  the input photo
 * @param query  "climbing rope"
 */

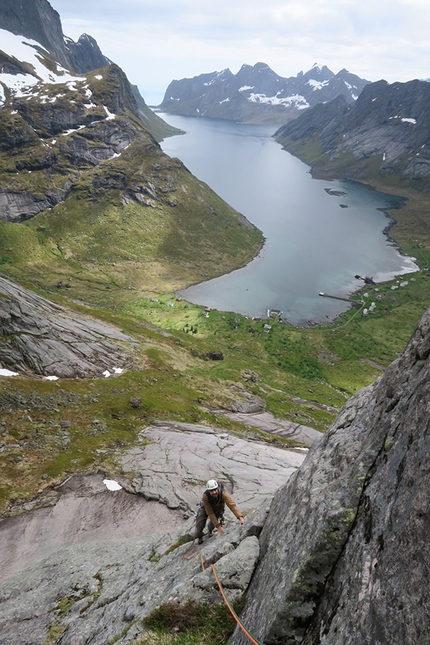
xmin=181 ymin=515 xmax=264 ymax=645
xmin=210 ymin=563 xmax=264 ymax=645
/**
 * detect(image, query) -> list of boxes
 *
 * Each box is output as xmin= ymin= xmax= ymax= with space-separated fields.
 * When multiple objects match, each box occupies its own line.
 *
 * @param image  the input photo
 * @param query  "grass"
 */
xmin=137 ymin=598 xmax=246 ymax=645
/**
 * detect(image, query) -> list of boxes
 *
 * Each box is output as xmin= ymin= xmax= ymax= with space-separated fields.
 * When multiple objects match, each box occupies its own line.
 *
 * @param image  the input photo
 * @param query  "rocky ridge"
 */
xmin=0 ymin=25 xmax=173 ymax=222
xmin=0 ymin=421 xmax=307 ymax=644
xmin=159 ymin=63 xmax=369 ymax=125
xmin=0 ymin=0 xmax=183 ymax=223
xmin=0 ymin=274 xmax=136 ymax=377
xmin=0 ymin=4 xmax=261 ymax=294
xmin=275 ymin=78 xmax=430 ymax=183
xmin=0 ymin=0 xmax=111 ymax=74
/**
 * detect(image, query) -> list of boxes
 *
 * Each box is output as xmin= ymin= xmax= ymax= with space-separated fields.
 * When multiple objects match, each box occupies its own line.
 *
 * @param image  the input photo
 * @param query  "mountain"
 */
xmin=274 ymin=78 xmax=430 ymax=185
xmin=0 ymin=0 xmax=111 ymax=73
xmin=0 ymin=1 xmax=262 ymax=299
xmin=159 ymin=63 xmax=370 ymax=125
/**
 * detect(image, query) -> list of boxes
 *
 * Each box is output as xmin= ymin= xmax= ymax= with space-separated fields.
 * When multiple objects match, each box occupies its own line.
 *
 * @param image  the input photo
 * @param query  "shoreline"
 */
xmin=178 ymin=183 xmax=418 ymax=330
xmin=164 ymin=117 xmax=420 ymax=329
xmin=178 ymin=232 xmax=267 ymax=293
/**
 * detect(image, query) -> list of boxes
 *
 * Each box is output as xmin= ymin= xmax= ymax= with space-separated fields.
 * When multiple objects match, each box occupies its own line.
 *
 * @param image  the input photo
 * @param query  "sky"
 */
xmin=51 ymin=0 xmax=430 ymax=105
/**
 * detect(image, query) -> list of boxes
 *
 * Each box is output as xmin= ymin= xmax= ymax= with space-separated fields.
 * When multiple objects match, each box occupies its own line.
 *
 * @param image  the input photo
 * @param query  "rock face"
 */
xmin=0 ymin=422 xmax=306 ymax=645
xmin=160 ymin=63 xmax=369 ymax=125
xmin=0 ymin=309 xmax=428 ymax=644
xmin=230 ymin=307 xmax=430 ymax=645
xmin=0 ymin=274 xmax=136 ymax=377
xmin=0 ymin=0 xmax=180 ymax=223
xmin=275 ymin=78 xmax=430 ymax=182
xmin=120 ymin=421 xmax=305 ymax=514
xmin=0 ymin=0 xmax=111 ymax=72
xmin=0 ymin=50 xmax=165 ymax=222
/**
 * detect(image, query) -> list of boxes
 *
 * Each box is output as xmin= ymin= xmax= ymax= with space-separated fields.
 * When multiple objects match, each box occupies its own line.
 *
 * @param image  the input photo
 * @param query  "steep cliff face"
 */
xmin=230 ymin=307 xmax=430 ymax=645
xmin=0 ymin=9 xmax=261 ymax=294
xmin=0 ymin=0 xmax=110 ymax=72
xmin=0 ymin=57 xmax=155 ymax=222
xmin=275 ymin=79 xmax=430 ymax=184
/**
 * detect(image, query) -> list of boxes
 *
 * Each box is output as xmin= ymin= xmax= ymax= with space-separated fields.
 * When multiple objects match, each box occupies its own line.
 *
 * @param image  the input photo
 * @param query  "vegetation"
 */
xmin=1 ymin=61 xmax=430 ymax=529
xmin=136 ymin=598 xmax=246 ymax=645
xmin=1 ymin=258 xmax=429 ymax=515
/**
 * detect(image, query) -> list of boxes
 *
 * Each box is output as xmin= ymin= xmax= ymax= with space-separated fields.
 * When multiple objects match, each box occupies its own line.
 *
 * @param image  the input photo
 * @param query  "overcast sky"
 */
xmin=51 ymin=0 xmax=430 ymax=105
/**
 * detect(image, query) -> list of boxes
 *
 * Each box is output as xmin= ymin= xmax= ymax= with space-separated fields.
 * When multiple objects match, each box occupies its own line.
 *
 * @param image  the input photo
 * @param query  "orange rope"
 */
xmin=210 ymin=563 xmax=264 ymax=645
xmin=181 ymin=516 xmax=264 ymax=644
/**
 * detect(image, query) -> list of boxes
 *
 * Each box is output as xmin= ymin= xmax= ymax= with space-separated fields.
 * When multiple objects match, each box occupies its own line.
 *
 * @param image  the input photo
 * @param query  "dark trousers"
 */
xmin=195 ymin=503 xmax=223 ymax=539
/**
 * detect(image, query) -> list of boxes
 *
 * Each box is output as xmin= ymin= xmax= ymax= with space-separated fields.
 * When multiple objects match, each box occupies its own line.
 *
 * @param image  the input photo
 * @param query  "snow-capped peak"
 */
xmin=0 ymin=29 xmax=81 ymax=97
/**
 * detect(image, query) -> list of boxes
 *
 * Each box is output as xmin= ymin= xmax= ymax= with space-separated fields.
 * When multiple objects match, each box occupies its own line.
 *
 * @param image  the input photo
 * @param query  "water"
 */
xmin=158 ymin=113 xmax=417 ymax=326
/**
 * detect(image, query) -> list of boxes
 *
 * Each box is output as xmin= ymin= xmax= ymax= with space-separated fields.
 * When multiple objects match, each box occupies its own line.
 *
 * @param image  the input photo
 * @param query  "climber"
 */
xmin=195 ymin=479 xmax=244 ymax=544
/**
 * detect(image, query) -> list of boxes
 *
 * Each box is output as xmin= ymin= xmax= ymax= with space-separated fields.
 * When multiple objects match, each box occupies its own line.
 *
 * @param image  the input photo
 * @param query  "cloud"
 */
xmin=51 ymin=0 xmax=430 ymax=105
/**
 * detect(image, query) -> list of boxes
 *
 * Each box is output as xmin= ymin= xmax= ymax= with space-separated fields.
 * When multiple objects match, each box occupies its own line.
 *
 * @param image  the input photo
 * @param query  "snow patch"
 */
xmin=103 ymin=105 xmax=116 ymax=120
xmin=204 ymin=70 xmax=229 ymax=86
xmin=248 ymin=92 xmax=309 ymax=109
xmin=0 ymin=369 xmax=19 ymax=377
xmin=44 ymin=375 xmax=59 ymax=381
xmin=239 ymin=85 xmax=254 ymax=92
xmin=389 ymin=116 xmax=417 ymax=124
xmin=219 ymin=97 xmax=230 ymax=104
xmin=103 ymin=367 xmax=124 ymax=378
xmin=61 ymin=125 xmax=86 ymax=136
xmin=0 ymin=29 xmax=83 ymax=97
xmin=103 ymin=479 xmax=122 ymax=491
xmin=94 ymin=75 xmax=103 ymax=80
xmin=307 ymin=79 xmax=329 ymax=91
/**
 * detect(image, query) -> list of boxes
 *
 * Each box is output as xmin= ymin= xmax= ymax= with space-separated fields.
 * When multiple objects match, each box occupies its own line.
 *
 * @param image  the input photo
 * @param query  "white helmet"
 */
xmin=206 ymin=479 xmax=218 ymax=490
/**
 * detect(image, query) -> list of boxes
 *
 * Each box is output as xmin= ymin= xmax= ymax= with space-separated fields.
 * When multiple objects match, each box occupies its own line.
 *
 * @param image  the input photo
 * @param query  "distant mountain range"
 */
xmin=274 ymin=78 xmax=430 ymax=183
xmin=159 ymin=63 xmax=370 ymax=124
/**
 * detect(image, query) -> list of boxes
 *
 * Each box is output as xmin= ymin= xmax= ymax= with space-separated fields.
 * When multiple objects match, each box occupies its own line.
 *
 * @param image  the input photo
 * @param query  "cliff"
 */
xmin=0 ymin=274 xmax=136 ymax=377
xmin=0 ymin=307 xmax=428 ymax=644
xmin=275 ymin=78 xmax=430 ymax=185
xmin=0 ymin=3 xmax=262 ymax=297
xmin=230 ymin=306 xmax=430 ymax=644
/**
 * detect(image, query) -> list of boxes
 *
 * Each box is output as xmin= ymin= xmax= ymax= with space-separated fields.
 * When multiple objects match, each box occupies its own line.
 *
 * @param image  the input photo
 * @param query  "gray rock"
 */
xmin=173 ymin=536 xmax=260 ymax=605
xmin=230 ymin=307 xmax=430 ymax=645
xmin=0 ymin=274 xmax=136 ymax=377
xmin=121 ymin=421 xmax=305 ymax=514
xmin=0 ymin=421 xmax=305 ymax=645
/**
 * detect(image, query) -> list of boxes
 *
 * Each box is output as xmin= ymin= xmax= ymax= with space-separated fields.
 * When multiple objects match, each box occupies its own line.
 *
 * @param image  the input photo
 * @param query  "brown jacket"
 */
xmin=202 ymin=489 xmax=242 ymax=528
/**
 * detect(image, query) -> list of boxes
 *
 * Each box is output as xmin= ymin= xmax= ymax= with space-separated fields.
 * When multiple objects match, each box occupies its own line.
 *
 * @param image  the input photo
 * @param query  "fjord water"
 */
xmin=159 ymin=114 xmax=417 ymax=326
